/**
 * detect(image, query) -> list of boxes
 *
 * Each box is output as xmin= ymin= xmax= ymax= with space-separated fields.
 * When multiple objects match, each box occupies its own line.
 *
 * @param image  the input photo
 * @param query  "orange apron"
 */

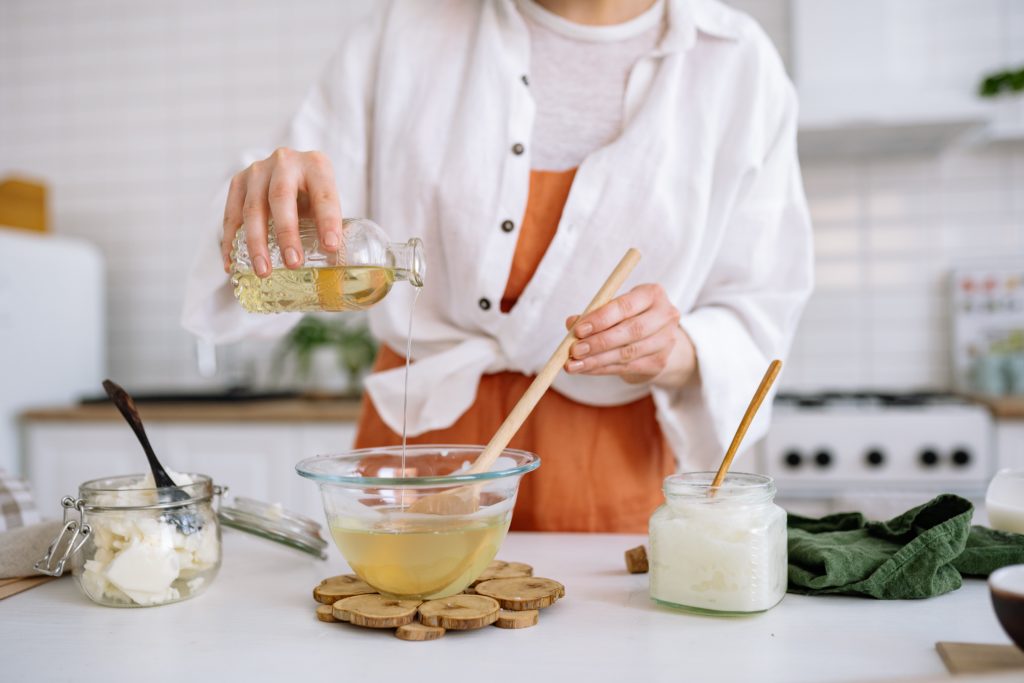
xmin=353 ymin=169 xmax=674 ymax=532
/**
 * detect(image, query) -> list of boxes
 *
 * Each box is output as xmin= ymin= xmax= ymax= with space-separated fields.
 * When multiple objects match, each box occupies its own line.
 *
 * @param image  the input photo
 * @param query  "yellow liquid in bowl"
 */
xmin=330 ymin=516 xmax=509 ymax=599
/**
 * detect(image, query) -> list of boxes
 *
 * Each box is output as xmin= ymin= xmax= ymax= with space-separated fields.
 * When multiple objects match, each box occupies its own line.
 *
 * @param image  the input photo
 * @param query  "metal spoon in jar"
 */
xmin=102 ymin=379 xmax=201 ymax=534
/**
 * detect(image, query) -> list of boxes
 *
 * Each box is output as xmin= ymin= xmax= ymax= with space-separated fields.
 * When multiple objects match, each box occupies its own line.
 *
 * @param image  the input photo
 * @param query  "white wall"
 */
xmin=0 ymin=0 xmax=376 ymax=390
xmin=1 ymin=0 xmax=1023 ymax=393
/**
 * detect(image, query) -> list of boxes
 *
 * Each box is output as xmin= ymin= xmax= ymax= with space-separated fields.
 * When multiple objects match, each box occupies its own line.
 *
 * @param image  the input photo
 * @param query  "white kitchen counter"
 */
xmin=0 ymin=530 xmax=1014 ymax=683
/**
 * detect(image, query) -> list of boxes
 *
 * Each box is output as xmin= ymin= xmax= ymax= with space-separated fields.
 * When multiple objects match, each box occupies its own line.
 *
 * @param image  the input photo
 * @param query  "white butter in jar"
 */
xmin=649 ymin=472 xmax=787 ymax=615
xmin=32 ymin=472 xmax=226 ymax=607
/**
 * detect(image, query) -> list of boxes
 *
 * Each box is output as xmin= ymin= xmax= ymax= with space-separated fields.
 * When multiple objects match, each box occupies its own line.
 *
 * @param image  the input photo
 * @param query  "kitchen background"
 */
xmin=2 ymin=0 xmax=1023 ymax=518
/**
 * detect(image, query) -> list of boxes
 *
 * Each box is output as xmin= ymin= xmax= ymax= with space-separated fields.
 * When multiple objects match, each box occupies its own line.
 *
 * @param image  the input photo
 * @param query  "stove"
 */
xmin=756 ymin=391 xmax=994 ymax=516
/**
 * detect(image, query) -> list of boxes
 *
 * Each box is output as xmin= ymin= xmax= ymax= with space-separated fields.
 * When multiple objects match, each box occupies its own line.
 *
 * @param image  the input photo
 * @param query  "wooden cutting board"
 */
xmin=0 ymin=575 xmax=58 ymax=601
xmin=936 ymin=641 xmax=1024 ymax=674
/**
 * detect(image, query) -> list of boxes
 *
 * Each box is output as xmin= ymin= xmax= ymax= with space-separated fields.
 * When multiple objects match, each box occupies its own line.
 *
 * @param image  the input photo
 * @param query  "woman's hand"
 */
xmin=221 ymin=148 xmax=343 ymax=276
xmin=564 ymin=284 xmax=698 ymax=389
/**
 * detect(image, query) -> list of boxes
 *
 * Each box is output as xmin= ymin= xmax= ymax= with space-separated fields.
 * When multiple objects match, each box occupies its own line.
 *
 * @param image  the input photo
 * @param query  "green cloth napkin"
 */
xmin=786 ymin=494 xmax=1024 ymax=599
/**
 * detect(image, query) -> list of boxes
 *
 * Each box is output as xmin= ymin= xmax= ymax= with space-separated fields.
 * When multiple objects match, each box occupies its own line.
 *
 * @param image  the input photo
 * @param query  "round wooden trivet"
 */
xmin=312 ymin=560 xmax=559 ymax=640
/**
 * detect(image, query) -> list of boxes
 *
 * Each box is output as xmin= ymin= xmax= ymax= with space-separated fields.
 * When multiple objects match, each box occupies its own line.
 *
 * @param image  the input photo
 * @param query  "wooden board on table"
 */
xmin=0 ymin=575 xmax=57 ymax=601
xmin=936 ymin=642 xmax=1024 ymax=674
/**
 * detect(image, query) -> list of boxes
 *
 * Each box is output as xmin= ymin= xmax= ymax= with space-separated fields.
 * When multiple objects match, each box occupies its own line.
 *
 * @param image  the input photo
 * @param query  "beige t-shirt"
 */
xmin=519 ymin=0 xmax=666 ymax=171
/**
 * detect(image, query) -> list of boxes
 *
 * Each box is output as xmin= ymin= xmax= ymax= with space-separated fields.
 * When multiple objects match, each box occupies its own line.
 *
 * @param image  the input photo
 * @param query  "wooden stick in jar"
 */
xmin=708 ymin=359 xmax=783 ymax=495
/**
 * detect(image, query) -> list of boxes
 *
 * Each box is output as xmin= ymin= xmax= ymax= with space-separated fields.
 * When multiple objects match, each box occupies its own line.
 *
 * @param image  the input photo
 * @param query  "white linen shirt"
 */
xmin=181 ymin=0 xmax=814 ymax=470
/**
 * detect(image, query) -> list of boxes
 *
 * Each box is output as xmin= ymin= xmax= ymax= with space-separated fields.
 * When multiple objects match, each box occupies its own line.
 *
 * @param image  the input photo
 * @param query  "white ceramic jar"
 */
xmin=649 ymin=472 xmax=788 ymax=615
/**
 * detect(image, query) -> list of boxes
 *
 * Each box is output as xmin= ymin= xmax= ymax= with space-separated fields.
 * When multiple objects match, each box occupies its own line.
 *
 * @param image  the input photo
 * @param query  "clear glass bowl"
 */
xmin=296 ymin=445 xmax=540 ymax=600
xmin=70 ymin=474 xmax=222 ymax=608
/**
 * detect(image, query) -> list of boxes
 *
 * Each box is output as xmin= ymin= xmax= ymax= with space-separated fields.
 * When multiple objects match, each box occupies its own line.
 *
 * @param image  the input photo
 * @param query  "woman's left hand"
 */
xmin=564 ymin=284 xmax=698 ymax=388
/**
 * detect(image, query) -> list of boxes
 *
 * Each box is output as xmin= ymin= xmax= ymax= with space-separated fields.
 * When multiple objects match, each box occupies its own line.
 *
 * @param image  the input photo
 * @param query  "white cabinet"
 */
xmin=791 ymin=0 xmax=1022 ymax=158
xmin=23 ymin=421 xmax=357 ymax=524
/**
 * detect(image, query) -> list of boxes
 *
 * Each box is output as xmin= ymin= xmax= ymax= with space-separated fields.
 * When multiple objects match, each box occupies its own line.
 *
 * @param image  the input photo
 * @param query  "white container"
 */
xmin=649 ymin=472 xmax=787 ymax=615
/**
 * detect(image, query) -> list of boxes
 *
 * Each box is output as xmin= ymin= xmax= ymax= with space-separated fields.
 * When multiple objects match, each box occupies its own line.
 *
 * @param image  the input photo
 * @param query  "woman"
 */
xmin=182 ymin=0 xmax=813 ymax=533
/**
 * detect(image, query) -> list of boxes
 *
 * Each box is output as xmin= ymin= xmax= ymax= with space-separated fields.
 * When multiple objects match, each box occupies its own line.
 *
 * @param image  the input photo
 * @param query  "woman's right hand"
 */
xmin=221 ymin=148 xmax=343 ymax=276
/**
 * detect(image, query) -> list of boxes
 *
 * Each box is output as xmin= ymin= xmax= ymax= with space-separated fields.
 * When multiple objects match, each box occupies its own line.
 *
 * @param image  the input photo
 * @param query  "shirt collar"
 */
xmin=656 ymin=0 xmax=741 ymax=56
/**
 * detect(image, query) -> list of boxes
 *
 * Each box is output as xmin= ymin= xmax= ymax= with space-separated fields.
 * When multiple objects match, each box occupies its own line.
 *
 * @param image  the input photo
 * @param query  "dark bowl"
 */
xmin=990 ymin=564 xmax=1024 ymax=651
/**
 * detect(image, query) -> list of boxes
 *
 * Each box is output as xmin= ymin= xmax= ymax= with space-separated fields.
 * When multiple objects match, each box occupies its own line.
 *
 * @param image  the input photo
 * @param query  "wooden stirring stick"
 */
xmin=709 ymin=359 xmax=783 ymax=495
xmin=409 ymin=248 xmax=642 ymax=515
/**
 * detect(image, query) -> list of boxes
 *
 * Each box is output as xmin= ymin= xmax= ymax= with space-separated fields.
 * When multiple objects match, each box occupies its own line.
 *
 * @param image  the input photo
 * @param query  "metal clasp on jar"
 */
xmin=34 ymin=496 xmax=92 ymax=577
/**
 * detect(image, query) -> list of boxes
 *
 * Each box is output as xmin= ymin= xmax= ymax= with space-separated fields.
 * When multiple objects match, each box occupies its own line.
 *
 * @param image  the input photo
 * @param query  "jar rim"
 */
xmin=663 ymin=471 xmax=775 ymax=502
xmin=79 ymin=473 xmax=214 ymax=510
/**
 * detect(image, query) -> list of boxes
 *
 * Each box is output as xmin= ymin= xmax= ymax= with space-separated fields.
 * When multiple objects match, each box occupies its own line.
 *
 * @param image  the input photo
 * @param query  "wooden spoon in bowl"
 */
xmin=409 ymin=248 xmax=643 ymax=515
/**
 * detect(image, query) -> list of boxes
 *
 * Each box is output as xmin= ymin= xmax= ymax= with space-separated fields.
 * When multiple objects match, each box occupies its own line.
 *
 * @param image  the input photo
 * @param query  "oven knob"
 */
xmin=951 ymin=449 xmax=971 ymax=467
xmin=784 ymin=451 xmax=802 ymax=468
xmin=814 ymin=450 xmax=833 ymax=468
xmin=865 ymin=450 xmax=885 ymax=467
xmin=919 ymin=450 xmax=940 ymax=467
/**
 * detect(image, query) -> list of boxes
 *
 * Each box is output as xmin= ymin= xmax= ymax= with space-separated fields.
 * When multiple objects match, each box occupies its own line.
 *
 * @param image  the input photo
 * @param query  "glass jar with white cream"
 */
xmin=649 ymin=472 xmax=787 ymax=615
xmin=36 ymin=473 xmax=223 ymax=607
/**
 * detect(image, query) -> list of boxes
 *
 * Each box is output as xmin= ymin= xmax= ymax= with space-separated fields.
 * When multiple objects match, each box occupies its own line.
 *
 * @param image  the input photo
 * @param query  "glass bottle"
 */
xmin=230 ymin=218 xmax=425 ymax=313
xmin=648 ymin=471 xmax=788 ymax=615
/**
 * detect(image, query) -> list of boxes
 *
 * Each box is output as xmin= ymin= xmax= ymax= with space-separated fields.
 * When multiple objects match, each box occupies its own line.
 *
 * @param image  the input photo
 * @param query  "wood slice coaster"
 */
xmin=471 ymin=560 xmax=534 ymax=585
xmin=313 ymin=574 xmax=376 ymax=604
xmin=315 ymin=604 xmax=338 ymax=623
xmin=418 ymin=595 xmax=500 ymax=630
xmin=332 ymin=594 xmax=422 ymax=628
xmin=474 ymin=577 xmax=565 ymax=610
xmin=312 ymin=560 xmax=561 ymax=641
xmin=495 ymin=608 xmax=539 ymax=629
xmin=396 ymin=623 xmax=446 ymax=641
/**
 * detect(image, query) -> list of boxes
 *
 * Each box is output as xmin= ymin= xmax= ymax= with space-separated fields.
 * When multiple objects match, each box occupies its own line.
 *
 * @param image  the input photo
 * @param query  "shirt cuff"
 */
xmin=653 ymin=306 xmax=774 ymax=471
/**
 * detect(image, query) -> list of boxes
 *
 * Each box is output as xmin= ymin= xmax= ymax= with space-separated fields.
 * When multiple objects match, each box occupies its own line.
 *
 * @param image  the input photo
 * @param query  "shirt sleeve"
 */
xmin=179 ymin=7 xmax=386 ymax=345
xmin=653 ymin=75 xmax=814 ymax=471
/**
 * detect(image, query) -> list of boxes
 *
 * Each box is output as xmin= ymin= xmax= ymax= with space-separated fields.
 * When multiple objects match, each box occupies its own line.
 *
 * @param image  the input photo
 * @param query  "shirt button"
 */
xmin=501 ymin=220 xmax=514 ymax=233
xmin=478 ymin=297 xmax=491 ymax=311
xmin=511 ymin=143 xmax=525 ymax=156
xmin=521 ymin=74 xmax=529 ymax=86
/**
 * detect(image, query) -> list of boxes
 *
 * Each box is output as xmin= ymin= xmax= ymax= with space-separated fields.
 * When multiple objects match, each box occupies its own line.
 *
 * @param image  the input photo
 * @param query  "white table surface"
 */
xmin=0 ymin=529 xmax=1013 ymax=683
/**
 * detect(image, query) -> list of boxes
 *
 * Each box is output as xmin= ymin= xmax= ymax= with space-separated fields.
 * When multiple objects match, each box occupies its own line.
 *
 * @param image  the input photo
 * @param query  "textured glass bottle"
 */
xmin=231 ymin=218 xmax=425 ymax=313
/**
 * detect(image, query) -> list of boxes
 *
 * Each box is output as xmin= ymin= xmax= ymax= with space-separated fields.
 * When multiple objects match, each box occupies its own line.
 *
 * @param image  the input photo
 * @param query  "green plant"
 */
xmin=271 ymin=315 xmax=378 ymax=391
xmin=979 ymin=66 xmax=1024 ymax=98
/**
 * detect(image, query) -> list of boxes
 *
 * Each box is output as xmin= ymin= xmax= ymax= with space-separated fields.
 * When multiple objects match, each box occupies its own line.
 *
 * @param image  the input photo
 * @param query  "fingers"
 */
xmin=564 ymin=315 xmax=579 ymax=331
xmin=242 ymin=161 xmax=273 ymax=277
xmin=570 ymin=307 xmax=677 ymax=360
xmin=301 ymin=152 xmax=343 ymax=253
xmin=222 ymin=169 xmax=249 ymax=272
xmin=267 ymin=150 xmax=302 ymax=269
xmin=566 ymin=324 xmax=678 ymax=377
xmin=564 ymin=284 xmax=682 ymax=383
xmin=572 ymin=284 xmax=661 ymax=338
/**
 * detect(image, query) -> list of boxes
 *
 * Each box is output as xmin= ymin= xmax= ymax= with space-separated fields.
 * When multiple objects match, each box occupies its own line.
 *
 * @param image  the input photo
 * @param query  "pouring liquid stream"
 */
xmin=399 ymin=285 xmax=421 ymax=507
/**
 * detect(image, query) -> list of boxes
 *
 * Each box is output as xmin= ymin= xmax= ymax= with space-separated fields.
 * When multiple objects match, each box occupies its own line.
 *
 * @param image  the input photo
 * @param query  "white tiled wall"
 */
xmin=1 ymin=1 xmax=1022 ymax=393
xmin=785 ymin=150 xmax=1024 ymax=391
